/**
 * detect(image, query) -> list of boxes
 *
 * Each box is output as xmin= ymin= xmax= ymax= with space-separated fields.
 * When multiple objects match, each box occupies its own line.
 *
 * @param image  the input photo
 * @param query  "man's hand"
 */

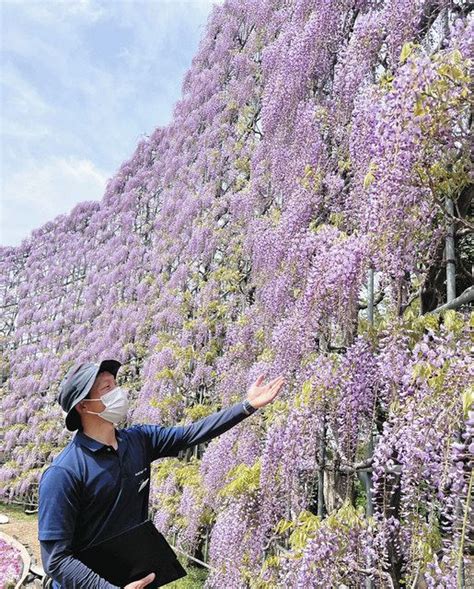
xmin=124 ymin=572 xmax=156 ymax=588
xmin=246 ymin=374 xmax=286 ymax=409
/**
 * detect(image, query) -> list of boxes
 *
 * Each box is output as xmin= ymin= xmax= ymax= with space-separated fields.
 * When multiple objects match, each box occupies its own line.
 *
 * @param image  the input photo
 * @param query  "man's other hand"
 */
xmin=124 ymin=572 xmax=156 ymax=588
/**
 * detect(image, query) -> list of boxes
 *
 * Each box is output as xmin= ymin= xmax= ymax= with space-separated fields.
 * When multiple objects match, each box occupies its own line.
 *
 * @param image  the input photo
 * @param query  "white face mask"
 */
xmin=82 ymin=386 xmax=129 ymax=425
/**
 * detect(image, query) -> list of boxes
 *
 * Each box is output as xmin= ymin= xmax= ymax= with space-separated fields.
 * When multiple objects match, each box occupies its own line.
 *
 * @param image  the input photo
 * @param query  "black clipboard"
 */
xmin=76 ymin=519 xmax=187 ymax=588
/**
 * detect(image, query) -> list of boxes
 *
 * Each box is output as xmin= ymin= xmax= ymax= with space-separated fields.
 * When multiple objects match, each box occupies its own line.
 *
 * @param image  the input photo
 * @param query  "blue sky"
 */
xmin=1 ymin=0 xmax=220 ymax=247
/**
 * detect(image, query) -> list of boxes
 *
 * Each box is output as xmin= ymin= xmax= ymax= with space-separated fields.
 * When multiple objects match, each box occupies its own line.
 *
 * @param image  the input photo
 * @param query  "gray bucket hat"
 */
xmin=58 ymin=359 xmax=122 ymax=431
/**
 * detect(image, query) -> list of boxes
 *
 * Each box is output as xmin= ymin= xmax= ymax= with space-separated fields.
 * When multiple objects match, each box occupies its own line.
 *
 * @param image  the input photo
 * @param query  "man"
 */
xmin=38 ymin=358 xmax=285 ymax=588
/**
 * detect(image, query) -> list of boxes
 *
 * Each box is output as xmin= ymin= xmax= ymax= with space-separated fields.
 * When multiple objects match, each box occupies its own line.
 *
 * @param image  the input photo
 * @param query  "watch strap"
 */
xmin=242 ymin=399 xmax=257 ymax=415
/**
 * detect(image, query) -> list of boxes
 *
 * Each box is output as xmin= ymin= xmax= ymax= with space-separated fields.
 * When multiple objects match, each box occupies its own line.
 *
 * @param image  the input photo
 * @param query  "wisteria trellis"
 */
xmin=0 ymin=1 xmax=472 ymax=587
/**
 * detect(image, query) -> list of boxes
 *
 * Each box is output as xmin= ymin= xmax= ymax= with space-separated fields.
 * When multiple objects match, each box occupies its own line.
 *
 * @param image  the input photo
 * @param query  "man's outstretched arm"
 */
xmin=140 ymin=400 xmax=257 ymax=460
xmin=140 ymin=373 xmax=286 ymax=460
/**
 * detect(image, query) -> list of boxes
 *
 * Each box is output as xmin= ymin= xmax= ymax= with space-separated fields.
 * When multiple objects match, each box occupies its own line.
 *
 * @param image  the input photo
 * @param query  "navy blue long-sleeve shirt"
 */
xmin=38 ymin=400 xmax=257 ymax=588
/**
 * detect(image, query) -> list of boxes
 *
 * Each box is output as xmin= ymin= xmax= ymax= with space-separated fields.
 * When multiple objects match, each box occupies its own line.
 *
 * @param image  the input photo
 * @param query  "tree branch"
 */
xmin=426 ymin=285 xmax=474 ymax=314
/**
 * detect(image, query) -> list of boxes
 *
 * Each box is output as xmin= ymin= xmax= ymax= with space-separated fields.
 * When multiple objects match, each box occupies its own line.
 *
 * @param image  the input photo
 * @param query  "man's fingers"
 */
xmin=268 ymin=378 xmax=285 ymax=397
xmin=267 ymin=375 xmax=285 ymax=388
xmin=140 ymin=572 xmax=155 ymax=587
xmin=273 ymin=381 xmax=285 ymax=394
xmin=256 ymin=374 xmax=265 ymax=386
xmin=124 ymin=572 xmax=155 ymax=588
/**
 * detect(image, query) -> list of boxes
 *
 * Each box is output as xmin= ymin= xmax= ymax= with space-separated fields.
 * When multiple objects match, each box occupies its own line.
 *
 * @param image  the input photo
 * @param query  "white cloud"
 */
xmin=13 ymin=0 xmax=106 ymax=25
xmin=109 ymin=1 xmax=217 ymax=72
xmin=1 ymin=62 xmax=53 ymax=116
xmin=1 ymin=156 xmax=111 ymax=246
xmin=1 ymin=119 xmax=51 ymax=140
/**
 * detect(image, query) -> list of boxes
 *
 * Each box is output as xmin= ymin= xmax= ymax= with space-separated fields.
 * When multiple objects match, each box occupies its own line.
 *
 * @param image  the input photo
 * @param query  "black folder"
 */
xmin=76 ymin=519 xmax=187 ymax=588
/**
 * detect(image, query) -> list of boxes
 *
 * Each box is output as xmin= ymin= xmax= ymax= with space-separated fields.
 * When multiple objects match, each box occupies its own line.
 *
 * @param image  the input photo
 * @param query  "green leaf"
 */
xmin=295 ymin=380 xmax=312 ymax=408
xmin=414 ymin=96 xmax=427 ymax=117
xmin=452 ymin=49 xmax=463 ymax=64
xmin=363 ymin=171 xmax=375 ymax=189
xmin=274 ymin=518 xmax=294 ymax=535
xmin=218 ymin=459 xmax=261 ymax=498
xmin=400 ymin=42 xmax=417 ymax=64
xmin=443 ymin=309 xmax=464 ymax=333
xmin=462 ymin=385 xmax=474 ymax=419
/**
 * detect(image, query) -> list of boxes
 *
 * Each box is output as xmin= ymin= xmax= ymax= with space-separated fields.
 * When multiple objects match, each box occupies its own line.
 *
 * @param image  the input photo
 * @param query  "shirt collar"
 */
xmin=75 ymin=428 xmax=124 ymax=453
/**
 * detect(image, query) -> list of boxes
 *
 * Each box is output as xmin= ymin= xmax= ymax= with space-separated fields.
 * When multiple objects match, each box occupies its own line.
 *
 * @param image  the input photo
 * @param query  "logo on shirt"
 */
xmin=138 ymin=478 xmax=149 ymax=493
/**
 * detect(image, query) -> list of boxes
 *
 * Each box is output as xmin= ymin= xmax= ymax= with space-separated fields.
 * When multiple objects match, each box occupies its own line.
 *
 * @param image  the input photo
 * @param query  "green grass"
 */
xmin=0 ymin=501 xmax=38 ymax=522
xmin=166 ymin=556 xmax=208 ymax=588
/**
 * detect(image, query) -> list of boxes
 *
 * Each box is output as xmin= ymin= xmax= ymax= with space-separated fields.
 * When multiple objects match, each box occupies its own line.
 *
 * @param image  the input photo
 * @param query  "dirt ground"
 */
xmin=0 ymin=503 xmax=42 ymax=569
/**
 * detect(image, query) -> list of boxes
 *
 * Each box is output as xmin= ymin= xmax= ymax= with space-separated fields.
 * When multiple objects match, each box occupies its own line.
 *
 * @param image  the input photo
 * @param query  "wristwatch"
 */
xmin=242 ymin=399 xmax=257 ymax=415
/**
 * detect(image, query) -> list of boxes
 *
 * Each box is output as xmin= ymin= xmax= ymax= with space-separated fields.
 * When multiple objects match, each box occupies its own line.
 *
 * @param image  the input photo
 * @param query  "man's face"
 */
xmin=80 ymin=370 xmax=117 ymax=413
xmin=90 ymin=370 xmax=116 ymax=396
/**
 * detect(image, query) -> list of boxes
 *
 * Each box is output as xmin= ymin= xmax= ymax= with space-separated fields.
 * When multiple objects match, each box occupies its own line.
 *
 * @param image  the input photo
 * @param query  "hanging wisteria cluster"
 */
xmin=1 ymin=0 xmax=472 ymax=586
